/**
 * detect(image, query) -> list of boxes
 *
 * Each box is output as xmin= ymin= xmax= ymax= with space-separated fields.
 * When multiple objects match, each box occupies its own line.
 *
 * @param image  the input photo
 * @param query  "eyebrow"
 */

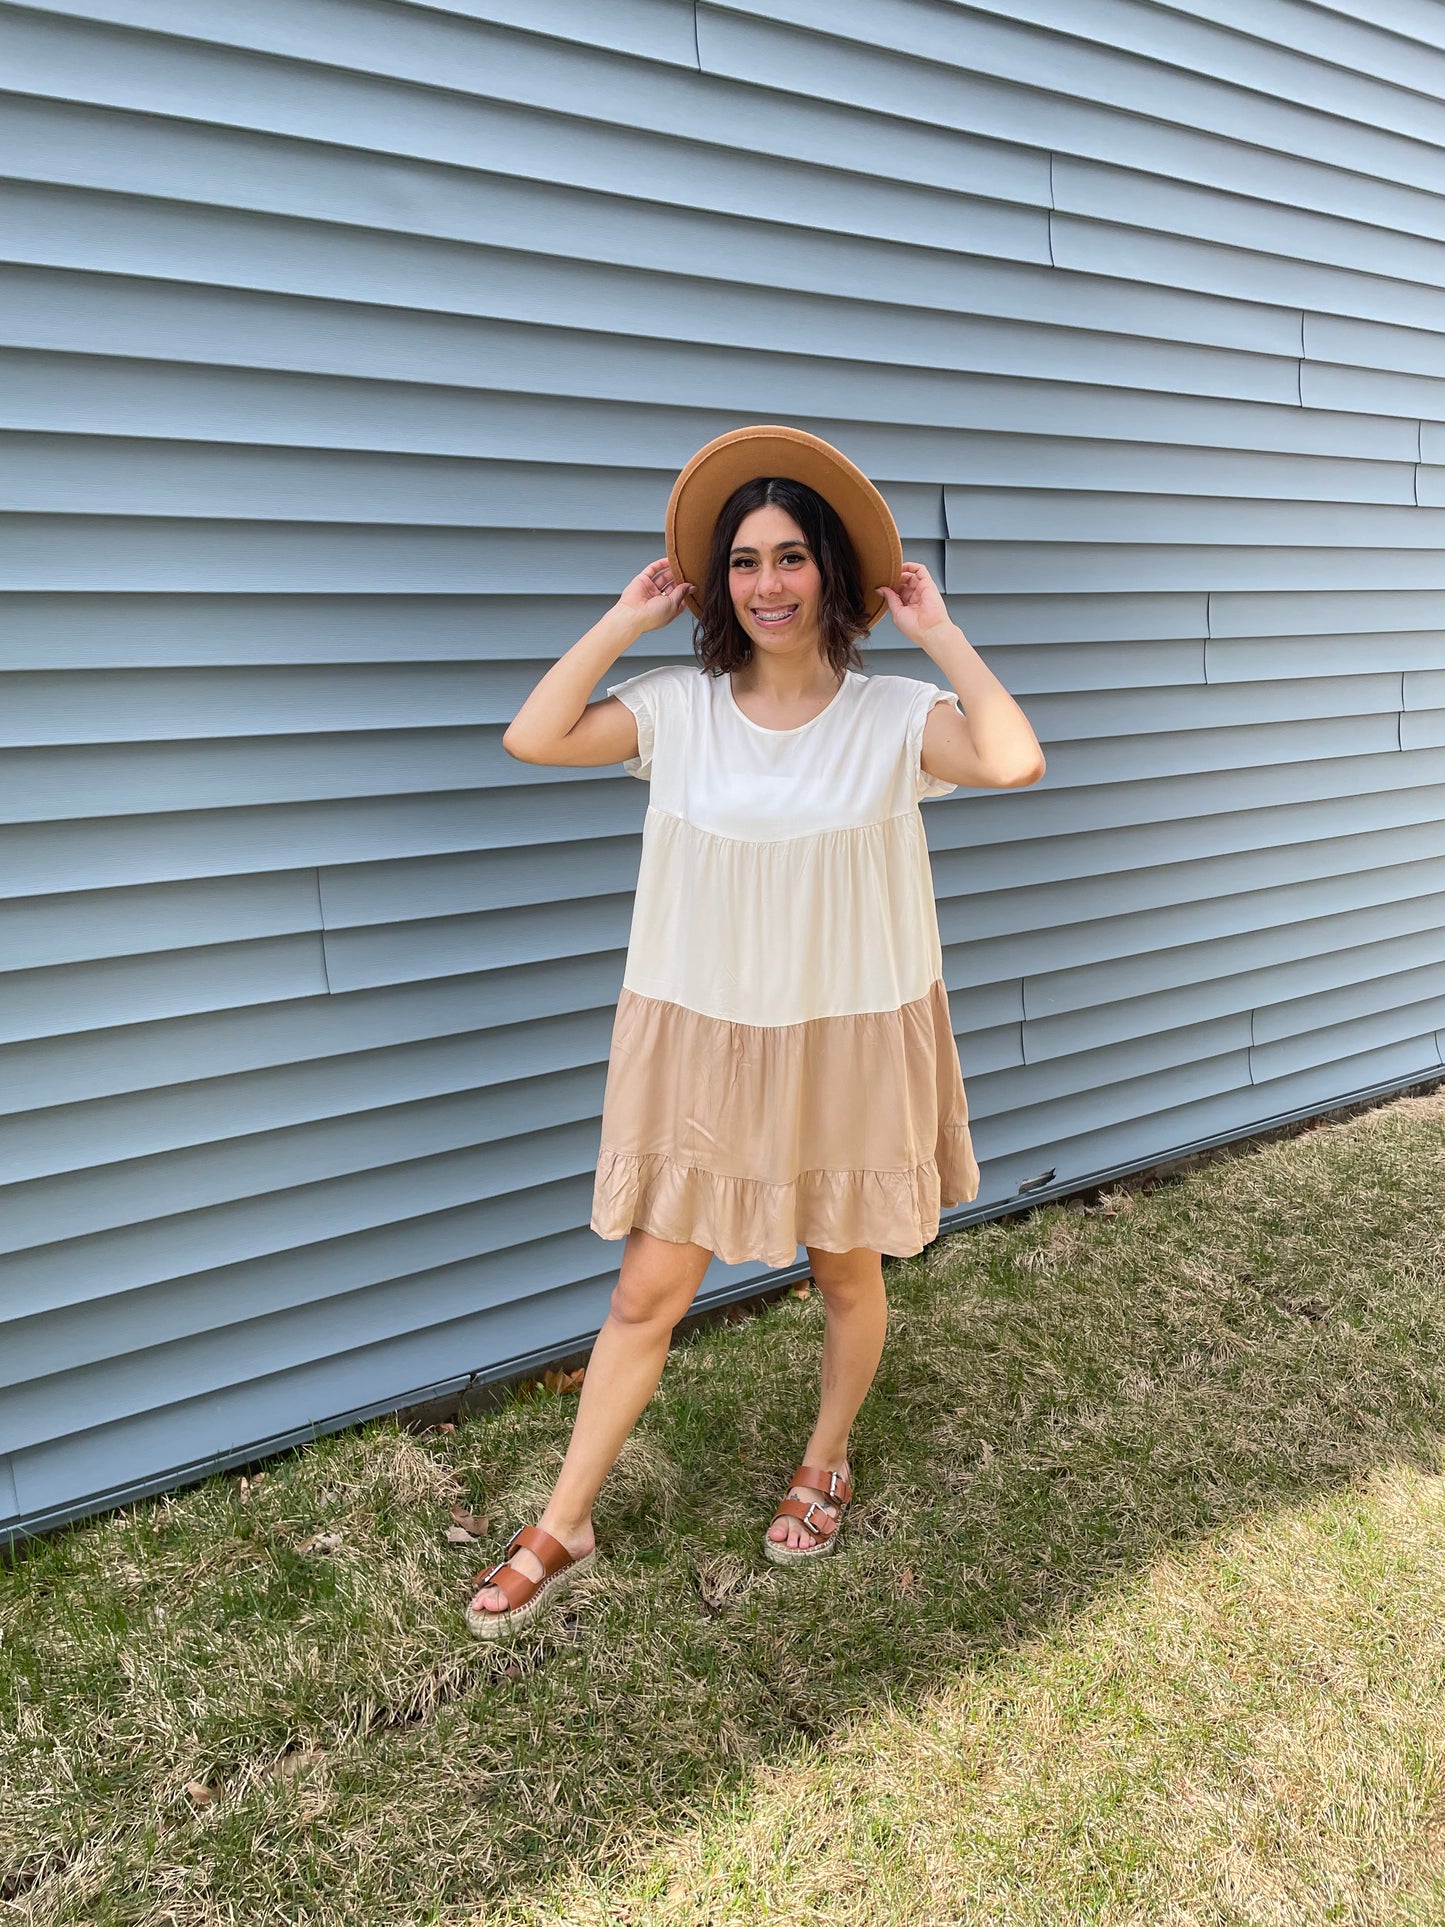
xmin=729 ymin=539 xmax=812 ymax=556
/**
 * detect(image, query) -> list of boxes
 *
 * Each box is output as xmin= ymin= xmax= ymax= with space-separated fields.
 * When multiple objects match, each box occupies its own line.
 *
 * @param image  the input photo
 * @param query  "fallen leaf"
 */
xmin=445 ymin=1524 xmax=478 ymax=1545
xmin=184 ymin=1780 xmax=214 ymax=1807
xmin=450 ymin=1505 xmax=492 ymax=1537
xmin=296 ymin=1531 xmax=344 ymax=1554
xmin=789 ymin=1282 xmax=811 ymax=1299
xmin=897 ymin=1565 xmax=917 ymax=1596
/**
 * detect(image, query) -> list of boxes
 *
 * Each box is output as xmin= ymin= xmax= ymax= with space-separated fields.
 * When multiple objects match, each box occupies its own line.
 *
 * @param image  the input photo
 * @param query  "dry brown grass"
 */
xmin=3 ymin=1086 xmax=1444 ymax=1925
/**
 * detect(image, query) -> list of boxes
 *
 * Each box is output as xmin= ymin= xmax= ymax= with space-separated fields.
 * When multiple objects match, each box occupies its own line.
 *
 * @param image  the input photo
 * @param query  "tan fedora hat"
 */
xmin=665 ymin=423 xmax=903 ymax=630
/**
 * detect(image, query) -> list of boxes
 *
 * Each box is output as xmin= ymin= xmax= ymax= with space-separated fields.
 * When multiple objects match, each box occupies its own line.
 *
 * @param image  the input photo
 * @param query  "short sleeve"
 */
xmin=910 ymin=682 xmax=966 ymax=802
xmin=605 ymin=664 xmax=672 ymax=781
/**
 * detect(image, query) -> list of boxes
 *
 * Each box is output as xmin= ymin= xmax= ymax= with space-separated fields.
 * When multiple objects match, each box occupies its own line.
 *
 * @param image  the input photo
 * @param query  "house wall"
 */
xmin=3 ymin=0 xmax=1443 ymax=1535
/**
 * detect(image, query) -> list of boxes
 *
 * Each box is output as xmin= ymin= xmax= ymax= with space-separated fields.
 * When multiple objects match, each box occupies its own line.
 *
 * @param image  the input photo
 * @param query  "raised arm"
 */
xmin=502 ymin=559 xmax=693 ymax=768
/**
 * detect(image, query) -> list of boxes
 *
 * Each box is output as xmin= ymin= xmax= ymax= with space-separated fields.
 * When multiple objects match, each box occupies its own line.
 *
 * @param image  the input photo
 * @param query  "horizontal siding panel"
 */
xmin=0 ymin=7 xmax=1051 ymax=218
xmin=0 ymin=872 xmax=320 ymax=971
xmin=945 ymin=544 xmax=1445 ymax=595
xmin=0 ymin=937 xmax=329 ymax=1049
xmin=0 ymin=1081 xmax=604 ymax=1257
xmin=0 ymin=786 xmax=651 ymax=899
xmin=1209 ymin=588 xmax=1445 ymax=638
xmin=0 ymin=111 xmax=1050 ymax=273
xmin=2 ymin=316 xmax=1410 ymax=464
xmin=1207 ymin=631 xmax=1445 ymax=680
xmin=1253 ymin=956 xmax=1445 ymax=1049
xmin=1250 ymin=1001 xmax=1445 ymax=1083
xmin=938 ymin=817 xmax=1445 ymax=923
xmin=1053 ymin=215 xmax=1445 ymax=336
xmin=976 ymin=1034 xmax=1441 ymax=1206
xmin=1019 ymin=886 xmax=1445 ymax=1021
xmin=28 ymin=0 xmax=708 ymax=68
xmin=0 ymin=955 xmax=619 ymax=1117
xmin=945 ymin=489 xmax=1445 ymax=548
xmin=6 ymin=0 xmax=1445 ymax=1534
xmin=698 ymin=2 xmax=1445 ymax=198
xmin=0 ymin=264 xmax=1313 ymax=412
xmin=1 ymin=359 xmax=1418 ymax=494
xmin=1054 ymin=158 xmax=1445 ymax=288
xmin=947 ymin=857 xmax=1445 ymax=999
xmin=3 ymin=1260 xmax=621 ymax=1521
xmin=1023 ymin=927 xmax=1445 ymax=1064
xmin=1146 ymin=0 xmax=1445 ymax=95
xmin=0 ymin=1009 xmax=610 ymax=1188
xmin=0 ymin=1187 xmax=600 ymax=1387
xmin=322 ymin=897 xmax=634 ymax=993
xmin=317 ymin=841 xmax=644 ymax=928
xmin=0 ymin=665 xmax=510 ymax=745
xmin=0 ymin=1150 xmax=601 ymax=1324
xmin=0 ymin=726 xmax=528 ymax=823
xmin=1401 ymin=707 xmax=1445 ymax=751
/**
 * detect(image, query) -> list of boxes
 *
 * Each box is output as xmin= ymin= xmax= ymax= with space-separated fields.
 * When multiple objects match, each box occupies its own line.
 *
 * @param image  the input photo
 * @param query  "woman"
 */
xmin=466 ymin=425 xmax=1044 ymax=1638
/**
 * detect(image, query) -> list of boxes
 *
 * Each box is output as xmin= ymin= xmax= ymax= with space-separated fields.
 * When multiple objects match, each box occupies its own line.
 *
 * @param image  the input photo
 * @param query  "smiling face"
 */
xmin=727 ymin=504 xmax=825 ymax=658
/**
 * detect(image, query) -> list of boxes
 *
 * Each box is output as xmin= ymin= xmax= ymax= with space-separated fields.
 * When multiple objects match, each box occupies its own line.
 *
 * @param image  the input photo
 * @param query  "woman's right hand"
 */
xmin=614 ymin=557 xmax=693 ymax=634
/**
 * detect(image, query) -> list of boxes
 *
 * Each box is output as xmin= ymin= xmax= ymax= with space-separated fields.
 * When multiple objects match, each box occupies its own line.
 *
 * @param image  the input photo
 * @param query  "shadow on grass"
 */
xmin=5 ymin=1084 xmax=1444 ymax=1923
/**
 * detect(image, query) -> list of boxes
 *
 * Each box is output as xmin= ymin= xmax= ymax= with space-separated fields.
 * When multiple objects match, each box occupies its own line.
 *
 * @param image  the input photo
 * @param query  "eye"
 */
xmin=781 ymin=550 xmax=808 ymax=565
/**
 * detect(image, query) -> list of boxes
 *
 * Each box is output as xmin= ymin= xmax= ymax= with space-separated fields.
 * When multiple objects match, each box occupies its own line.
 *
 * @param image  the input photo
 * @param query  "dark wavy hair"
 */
xmin=692 ymin=476 xmax=870 ymax=679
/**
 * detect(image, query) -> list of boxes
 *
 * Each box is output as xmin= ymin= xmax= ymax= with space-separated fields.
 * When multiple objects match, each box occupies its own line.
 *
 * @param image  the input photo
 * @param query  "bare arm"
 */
xmin=502 ymin=558 xmax=693 ymax=768
xmin=879 ymin=562 xmax=1046 ymax=790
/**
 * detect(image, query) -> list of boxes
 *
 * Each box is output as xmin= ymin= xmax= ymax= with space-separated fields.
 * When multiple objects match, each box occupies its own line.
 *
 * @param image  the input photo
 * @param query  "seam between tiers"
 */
xmin=639 ymin=802 xmax=926 ymax=849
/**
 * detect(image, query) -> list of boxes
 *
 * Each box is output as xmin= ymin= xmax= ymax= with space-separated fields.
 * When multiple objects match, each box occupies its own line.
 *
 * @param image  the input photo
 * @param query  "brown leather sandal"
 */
xmin=763 ymin=1463 xmax=853 ymax=1566
xmin=465 ymin=1524 xmax=596 ymax=1640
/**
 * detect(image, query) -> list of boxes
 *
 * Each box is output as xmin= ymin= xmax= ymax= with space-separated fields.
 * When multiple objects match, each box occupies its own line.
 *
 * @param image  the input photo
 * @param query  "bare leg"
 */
xmin=469 ymin=1228 xmax=713 ymax=1615
xmin=768 ymin=1245 xmax=887 ymax=1550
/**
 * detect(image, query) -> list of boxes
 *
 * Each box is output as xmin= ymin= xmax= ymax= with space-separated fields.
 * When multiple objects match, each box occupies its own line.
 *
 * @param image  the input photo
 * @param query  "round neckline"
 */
xmin=725 ymin=669 xmax=855 ymax=736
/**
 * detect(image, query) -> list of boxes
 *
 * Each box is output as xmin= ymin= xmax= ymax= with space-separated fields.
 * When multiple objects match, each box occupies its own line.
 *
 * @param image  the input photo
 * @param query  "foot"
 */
xmin=467 ymin=1518 xmax=596 ymax=1618
xmin=767 ymin=1460 xmax=850 ymax=1552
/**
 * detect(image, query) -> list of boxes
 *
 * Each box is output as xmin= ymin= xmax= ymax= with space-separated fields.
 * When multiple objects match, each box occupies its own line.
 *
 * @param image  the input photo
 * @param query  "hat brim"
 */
xmin=664 ymin=424 xmax=903 ymax=630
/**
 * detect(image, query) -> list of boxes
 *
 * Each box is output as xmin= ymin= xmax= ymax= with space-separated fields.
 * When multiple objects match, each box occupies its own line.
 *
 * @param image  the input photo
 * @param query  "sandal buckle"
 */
xmin=801 ymin=1500 xmax=833 ymax=1536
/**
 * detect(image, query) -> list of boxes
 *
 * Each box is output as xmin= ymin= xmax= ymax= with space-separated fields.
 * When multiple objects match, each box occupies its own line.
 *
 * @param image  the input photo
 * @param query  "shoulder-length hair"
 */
xmin=692 ymin=476 xmax=870 ymax=679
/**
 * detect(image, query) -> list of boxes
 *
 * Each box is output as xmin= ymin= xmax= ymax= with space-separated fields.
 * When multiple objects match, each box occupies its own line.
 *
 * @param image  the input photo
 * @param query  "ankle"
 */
xmin=538 ymin=1508 xmax=594 ymax=1547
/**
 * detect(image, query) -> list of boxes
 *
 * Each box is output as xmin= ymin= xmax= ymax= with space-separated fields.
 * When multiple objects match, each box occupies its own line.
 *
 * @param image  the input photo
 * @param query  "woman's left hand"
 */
xmin=877 ymin=561 xmax=952 ymax=649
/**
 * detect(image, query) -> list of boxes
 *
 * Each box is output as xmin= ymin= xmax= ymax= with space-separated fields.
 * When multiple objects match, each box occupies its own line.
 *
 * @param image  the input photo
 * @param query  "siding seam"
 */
xmin=314 ymin=870 xmax=334 ymax=995
xmin=1046 ymin=152 xmax=1056 ymax=267
xmin=691 ymin=2 xmax=701 ymax=71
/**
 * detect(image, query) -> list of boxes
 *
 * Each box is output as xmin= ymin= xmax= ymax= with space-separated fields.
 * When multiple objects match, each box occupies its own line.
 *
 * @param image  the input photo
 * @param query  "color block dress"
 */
xmin=589 ymin=662 xmax=981 ymax=1268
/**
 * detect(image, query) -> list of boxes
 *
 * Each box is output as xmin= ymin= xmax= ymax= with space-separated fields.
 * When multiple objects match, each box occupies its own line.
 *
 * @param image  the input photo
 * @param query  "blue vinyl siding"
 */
xmin=2 ymin=0 xmax=1443 ymax=1534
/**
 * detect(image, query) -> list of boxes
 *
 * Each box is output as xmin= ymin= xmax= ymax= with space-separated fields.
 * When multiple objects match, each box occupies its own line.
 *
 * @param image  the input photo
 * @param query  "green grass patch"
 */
xmin=3 ymin=1089 xmax=1444 ymax=1924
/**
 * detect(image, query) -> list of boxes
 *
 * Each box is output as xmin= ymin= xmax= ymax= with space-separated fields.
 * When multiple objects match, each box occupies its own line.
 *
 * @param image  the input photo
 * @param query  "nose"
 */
xmin=757 ymin=559 xmax=785 ymax=598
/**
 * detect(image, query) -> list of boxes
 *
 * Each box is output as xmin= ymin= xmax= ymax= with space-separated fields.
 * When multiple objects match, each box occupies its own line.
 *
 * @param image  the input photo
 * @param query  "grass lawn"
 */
xmin=4 ymin=1085 xmax=1445 ymax=1925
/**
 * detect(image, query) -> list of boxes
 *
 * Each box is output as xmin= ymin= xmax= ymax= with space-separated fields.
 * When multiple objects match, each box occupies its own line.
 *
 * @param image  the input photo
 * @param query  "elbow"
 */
xmin=999 ymin=753 xmax=1046 ymax=789
xmin=502 ymin=725 xmax=539 ymax=763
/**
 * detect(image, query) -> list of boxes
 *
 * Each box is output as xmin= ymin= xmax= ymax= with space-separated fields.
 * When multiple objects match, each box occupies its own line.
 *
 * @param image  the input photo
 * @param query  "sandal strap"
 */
xmin=773 ymin=1495 xmax=840 ymax=1540
xmin=511 ymin=1523 xmax=576 ymax=1578
xmin=471 ymin=1524 xmax=578 ymax=1611
xmin=792 ymin=1464 xmax=852 ymax=1507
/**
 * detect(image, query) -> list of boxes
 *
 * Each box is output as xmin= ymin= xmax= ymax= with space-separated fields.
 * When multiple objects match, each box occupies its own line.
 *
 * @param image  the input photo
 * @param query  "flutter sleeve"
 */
xmin=908 ymin=679 xmax=968 ymax=802
xmin=605 ymin=663 xmax=676 ymax=782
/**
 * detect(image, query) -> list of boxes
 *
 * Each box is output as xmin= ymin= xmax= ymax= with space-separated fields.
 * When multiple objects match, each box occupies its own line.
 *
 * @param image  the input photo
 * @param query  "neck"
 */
xmin=732 ymin=650 xmax=842 ymax=701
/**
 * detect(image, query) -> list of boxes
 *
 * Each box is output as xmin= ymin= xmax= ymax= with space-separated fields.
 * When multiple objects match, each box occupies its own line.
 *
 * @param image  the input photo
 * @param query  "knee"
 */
xmin=808 ymin=1251 xmax=885 ymax=1313
xmin=608 ymin=1270 xmax=695 ymax=1330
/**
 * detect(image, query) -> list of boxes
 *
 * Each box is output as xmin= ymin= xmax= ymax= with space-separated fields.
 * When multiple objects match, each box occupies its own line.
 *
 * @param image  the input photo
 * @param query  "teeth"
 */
xmin=753 ymin=609 xmax=796 ymax=622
